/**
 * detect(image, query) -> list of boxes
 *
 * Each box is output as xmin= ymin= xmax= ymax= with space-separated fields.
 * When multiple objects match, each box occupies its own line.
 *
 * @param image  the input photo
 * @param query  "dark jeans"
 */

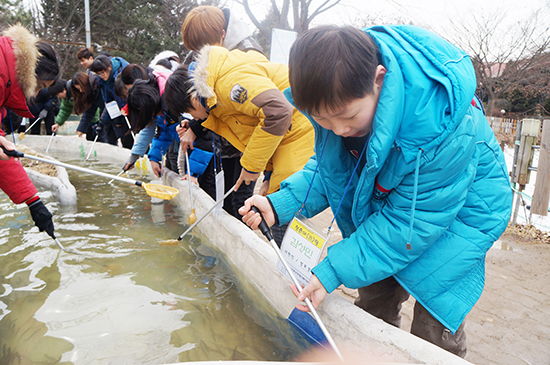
xmin=355 ymin=276 xmax=467 ymax=358
xmin=29 ymin=114 xmax=55 ymax=135
xmin=102 ymin=116 xmax=133 ymax=149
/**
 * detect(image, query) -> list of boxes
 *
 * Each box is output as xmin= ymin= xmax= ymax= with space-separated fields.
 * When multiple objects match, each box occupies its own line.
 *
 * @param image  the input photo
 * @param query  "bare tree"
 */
xmin=239 ymin=0 xmax=341 ymax=39
xmin=446 ymin=7 xmax=550 ymax=116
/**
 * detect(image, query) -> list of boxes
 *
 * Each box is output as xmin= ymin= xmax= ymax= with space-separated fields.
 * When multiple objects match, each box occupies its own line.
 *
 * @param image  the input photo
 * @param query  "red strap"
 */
xmin=375 ymin=179 xmax=391 ymax=193
xmin=26 ymin=195 xmax=39 ymax=205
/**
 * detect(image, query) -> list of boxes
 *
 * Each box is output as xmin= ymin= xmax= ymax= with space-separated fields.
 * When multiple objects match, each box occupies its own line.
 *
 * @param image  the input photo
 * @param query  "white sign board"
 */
xmin=270 ymin=28 xmax=298 ymax=65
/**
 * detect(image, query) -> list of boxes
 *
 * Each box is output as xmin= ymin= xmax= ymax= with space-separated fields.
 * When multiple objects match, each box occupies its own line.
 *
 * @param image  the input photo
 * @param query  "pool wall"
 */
xmin=16 ymin=135 xmax=473 ymax=364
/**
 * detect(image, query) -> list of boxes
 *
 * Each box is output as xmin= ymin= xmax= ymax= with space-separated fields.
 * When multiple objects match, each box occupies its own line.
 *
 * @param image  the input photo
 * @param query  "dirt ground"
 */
xmin=305 ymin=210 xmax=550 ymax=365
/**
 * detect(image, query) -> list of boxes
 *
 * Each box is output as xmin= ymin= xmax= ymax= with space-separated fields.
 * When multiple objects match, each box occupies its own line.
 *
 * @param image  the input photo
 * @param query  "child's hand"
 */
xmin=290 ymin=274 xmax=327 ymax=312
xmin=51 ymin=124 xmax=59 ymax=133
xmin=234 ymin=168 xmax=259 ymax=191
xmin=239 ymin=195 xmax=275 ymax=230
xmin=176 ymin=120 xmax=189 ymax=138
xmin=181 ymin=174 xmax=198 ymax=185
xmin=179 ymin=128 xmax=196 ymax=152
xmin=150 ymin=160 xmax=162 ymax=177
xmin=258 ymin=179 xmax=270 ymax=196
xmin=0 ymin=136 xmax=16 ymax=161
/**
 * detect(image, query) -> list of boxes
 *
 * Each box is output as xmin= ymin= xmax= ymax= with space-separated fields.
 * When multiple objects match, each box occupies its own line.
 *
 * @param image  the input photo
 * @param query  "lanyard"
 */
xmin=299 ymin=131 xmax=369 ymax=237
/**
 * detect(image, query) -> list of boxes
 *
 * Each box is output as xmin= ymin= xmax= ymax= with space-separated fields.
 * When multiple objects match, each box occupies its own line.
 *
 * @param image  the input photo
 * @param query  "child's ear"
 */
xmin=374 ymin=65 xmax=386 ymax=90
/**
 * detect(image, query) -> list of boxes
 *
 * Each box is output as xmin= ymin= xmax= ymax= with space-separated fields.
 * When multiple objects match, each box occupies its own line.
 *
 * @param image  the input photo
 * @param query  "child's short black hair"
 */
xmin=90 ymin=55 xmax=111 ymax=73
xmin=289 ymin=25 xmax=381 ymax=115
xmin=127 ymin=78 xmax=161 ymax=133
xmin=114 ymin=64 xmax=152 ymax=98
xmin=36 ymin=41 xmax=60 ymax=81
xmin=164 ymin=67 xmax=194 ymax=117
xmin=47 ymin=78 xmax=66 ymax=97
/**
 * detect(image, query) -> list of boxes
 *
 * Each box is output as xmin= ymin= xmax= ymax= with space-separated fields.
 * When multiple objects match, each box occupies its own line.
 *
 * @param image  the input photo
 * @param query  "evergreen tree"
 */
xmin=0 ymin=0 xmax=32 ymax=29
xmin=36 ymin=0 xmax=196 ymax=78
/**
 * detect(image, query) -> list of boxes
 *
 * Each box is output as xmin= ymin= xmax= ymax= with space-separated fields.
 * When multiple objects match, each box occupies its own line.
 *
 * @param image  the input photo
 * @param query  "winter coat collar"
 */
xmin=2 ymin=24 xmax=38 ymax=100
xmin=190 ymin=45 xmax=216 ymax=105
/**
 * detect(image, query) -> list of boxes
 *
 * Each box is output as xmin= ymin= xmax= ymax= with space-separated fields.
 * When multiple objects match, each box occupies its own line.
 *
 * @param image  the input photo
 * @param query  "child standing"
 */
xmin=240 ymin=25 xmax=512 ymax=357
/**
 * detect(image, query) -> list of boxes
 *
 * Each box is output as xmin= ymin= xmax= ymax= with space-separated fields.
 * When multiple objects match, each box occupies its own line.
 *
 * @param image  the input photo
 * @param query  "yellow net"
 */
xmin=142 ymin=183 xmax=179 ymax=200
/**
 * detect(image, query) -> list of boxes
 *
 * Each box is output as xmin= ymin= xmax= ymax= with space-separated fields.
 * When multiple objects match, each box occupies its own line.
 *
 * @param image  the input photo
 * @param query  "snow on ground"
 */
xmin=503 ymin=145 xmax=550 ymax=232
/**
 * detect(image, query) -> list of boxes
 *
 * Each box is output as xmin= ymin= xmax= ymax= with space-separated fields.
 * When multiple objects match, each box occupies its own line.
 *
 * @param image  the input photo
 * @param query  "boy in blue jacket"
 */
xmin=240 ymin=25 xmax=512 ymax=357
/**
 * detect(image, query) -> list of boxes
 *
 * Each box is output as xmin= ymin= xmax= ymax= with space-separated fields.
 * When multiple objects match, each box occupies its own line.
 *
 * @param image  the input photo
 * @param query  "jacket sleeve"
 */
xmin=313 ymin=125 xmax=479 ymax=293
xmin=268 ymin=154 xmax=330 ymax=224
xmin=223 ymin=77 xmax=292 ymax=173
xmin=0 ymin=158 xmax=37 ymax=204
xmin=148 ymin=120 xmax=175 ymax=163
xmin=130 ymin=123 xmax=156 ymax=156
xmin=55 ymin=98 xmax=74 ymax=126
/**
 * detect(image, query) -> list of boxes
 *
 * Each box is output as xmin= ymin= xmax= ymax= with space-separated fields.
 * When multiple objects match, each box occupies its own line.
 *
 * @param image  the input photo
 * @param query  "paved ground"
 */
xmin=306 ymin=210 xmax=550 ymax=365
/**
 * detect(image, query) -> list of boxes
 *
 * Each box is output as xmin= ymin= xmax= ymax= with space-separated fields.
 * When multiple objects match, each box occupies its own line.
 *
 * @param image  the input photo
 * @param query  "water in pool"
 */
xmin=0 ymin=155 xmax=310 ymax=364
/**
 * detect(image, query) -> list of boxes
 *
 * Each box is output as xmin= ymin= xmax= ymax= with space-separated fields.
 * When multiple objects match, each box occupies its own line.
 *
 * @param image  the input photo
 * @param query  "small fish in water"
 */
xmin=157 ymin=239 xmax=180 ymax=246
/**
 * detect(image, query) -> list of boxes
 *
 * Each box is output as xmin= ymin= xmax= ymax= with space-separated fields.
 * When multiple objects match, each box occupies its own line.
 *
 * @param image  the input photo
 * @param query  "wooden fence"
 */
xmin=487 ymin=116 xmax=518 ymax=134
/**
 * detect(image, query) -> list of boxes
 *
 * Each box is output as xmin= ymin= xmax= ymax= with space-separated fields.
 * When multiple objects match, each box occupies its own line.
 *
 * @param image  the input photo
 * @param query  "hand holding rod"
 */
xmin=250 ymin=206 xmax=344 ymax=361
xmin=2 ymin=146 xmax=145 ymax=186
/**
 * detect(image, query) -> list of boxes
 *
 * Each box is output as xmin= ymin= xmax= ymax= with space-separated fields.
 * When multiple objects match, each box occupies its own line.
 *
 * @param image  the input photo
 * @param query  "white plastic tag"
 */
xmin=214 ymin=170 xmax=225 ymax=213
xmin=106 ymin=100 xmax=122 ymax=119
xmin=277 ymin=214 xmax=327 ymax=287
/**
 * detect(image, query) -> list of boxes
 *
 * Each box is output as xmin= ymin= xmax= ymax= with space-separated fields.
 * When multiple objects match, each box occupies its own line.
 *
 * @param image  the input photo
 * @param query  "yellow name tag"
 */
xmin=278 ymin=215 xmax=327 ymax=287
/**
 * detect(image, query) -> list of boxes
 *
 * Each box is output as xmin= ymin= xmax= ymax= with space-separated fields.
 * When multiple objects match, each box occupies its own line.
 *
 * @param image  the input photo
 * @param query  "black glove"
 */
xmin=28 ymin=197 xmax=55 ymax=238
xmin=93 ymin=122 xmax=103 ymax=137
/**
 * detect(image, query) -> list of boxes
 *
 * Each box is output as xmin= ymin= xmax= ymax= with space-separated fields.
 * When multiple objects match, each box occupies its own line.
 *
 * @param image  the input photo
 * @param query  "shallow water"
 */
xmin=0 ymin=156 xmax=309 ymax=364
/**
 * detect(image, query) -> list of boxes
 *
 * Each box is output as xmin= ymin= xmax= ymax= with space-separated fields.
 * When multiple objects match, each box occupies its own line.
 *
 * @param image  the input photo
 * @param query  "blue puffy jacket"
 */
xmin=268 ymin=25 xmax=512 ymax=333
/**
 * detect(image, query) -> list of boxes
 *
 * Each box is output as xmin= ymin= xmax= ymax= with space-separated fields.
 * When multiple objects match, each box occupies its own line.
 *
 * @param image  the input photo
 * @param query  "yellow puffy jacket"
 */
xmin=192 ymin=46 xmax=314 ymax=193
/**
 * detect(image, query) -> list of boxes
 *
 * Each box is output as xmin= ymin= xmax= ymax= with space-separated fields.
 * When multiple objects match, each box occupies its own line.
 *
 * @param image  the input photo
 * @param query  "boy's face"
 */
xmin=310 ymin=65 xmax=386 ymax=138
xmin=188 ymin=96 xmax=209 ymax=120
xmin=57 ymin=89 xmax=67 ymax=99
xmin=80 ymin=56 xmax=94 ymax=69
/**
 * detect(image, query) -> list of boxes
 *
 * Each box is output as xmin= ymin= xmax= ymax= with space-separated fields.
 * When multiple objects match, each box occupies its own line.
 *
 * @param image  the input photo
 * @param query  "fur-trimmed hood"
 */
xmin=189 ymin=45 xmax=216 ymax=105
xmin=2 ymin=24 xmax=38 ymax=99
xmin=0 ymin=24 xmax=39 ymax=118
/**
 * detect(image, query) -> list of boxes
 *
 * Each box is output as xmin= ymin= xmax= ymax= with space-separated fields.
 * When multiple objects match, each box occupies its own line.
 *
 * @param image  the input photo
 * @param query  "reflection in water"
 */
xmin=0 ymin=157 xmax=309 ymax=364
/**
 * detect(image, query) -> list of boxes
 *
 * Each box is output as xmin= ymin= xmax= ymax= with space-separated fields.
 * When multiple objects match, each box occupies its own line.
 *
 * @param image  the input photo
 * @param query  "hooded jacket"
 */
xmin=268 ymin=25 xmax=513 ymax=333
xmin=0 ymin=24 xmax=39 ymax=118
xmin=0 ymin=25 xmax=39 ymax=203
xmin=147 ymin=71 xmax=182 ymax=163
xmin=191 ymin=46 xmax=315 ymax=193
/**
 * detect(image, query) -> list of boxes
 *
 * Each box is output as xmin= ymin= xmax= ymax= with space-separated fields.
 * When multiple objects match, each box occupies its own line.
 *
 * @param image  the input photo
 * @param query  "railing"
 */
xmin=487 ymin=116 xmax=518 ymax=134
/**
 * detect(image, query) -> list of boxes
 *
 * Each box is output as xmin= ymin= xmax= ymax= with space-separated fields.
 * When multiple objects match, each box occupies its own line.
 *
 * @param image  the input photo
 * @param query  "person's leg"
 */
xmin=29 ymin=117 xmax=41 ymax=135
xmin=86 ymin=124 xmax=95 ymax=141
xmin=354 ymin=276 xmax=411 ymax=328
xmin=102 ymin=120 xmax=118 ymax=146
xmin=197 ymin=159 xmax=216 ymax=200
xmin=223 ymin=157 xmax=256 ymax=219
xmin=410 ymin=301 xmax=467 ymax=358
xmin=44 ymin=113 xmax=55 ymax=135
xmin=164 ymin=141 xmax=179 ymax=173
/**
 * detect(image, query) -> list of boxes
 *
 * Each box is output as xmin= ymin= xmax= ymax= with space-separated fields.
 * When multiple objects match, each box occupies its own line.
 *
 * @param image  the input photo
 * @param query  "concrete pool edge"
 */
xmin=16 ymin=135 xmax=473 ymax=364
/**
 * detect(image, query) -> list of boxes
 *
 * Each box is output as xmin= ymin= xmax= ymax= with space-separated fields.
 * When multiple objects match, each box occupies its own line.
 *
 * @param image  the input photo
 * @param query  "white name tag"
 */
xmin=214 ymin=170 xmax=225 ymax=213
xmin=106 ymin=100 xmax=122 ymax=119
xmin=277 ymin=215 xmax=327 ymax=287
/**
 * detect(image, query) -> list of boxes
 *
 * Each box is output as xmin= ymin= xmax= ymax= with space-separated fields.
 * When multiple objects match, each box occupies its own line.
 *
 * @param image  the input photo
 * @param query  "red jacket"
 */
xmin=0 ymin=26 xmax=38 ymax=119
xmin=0 ymin=26 xmax=39 ymax=204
